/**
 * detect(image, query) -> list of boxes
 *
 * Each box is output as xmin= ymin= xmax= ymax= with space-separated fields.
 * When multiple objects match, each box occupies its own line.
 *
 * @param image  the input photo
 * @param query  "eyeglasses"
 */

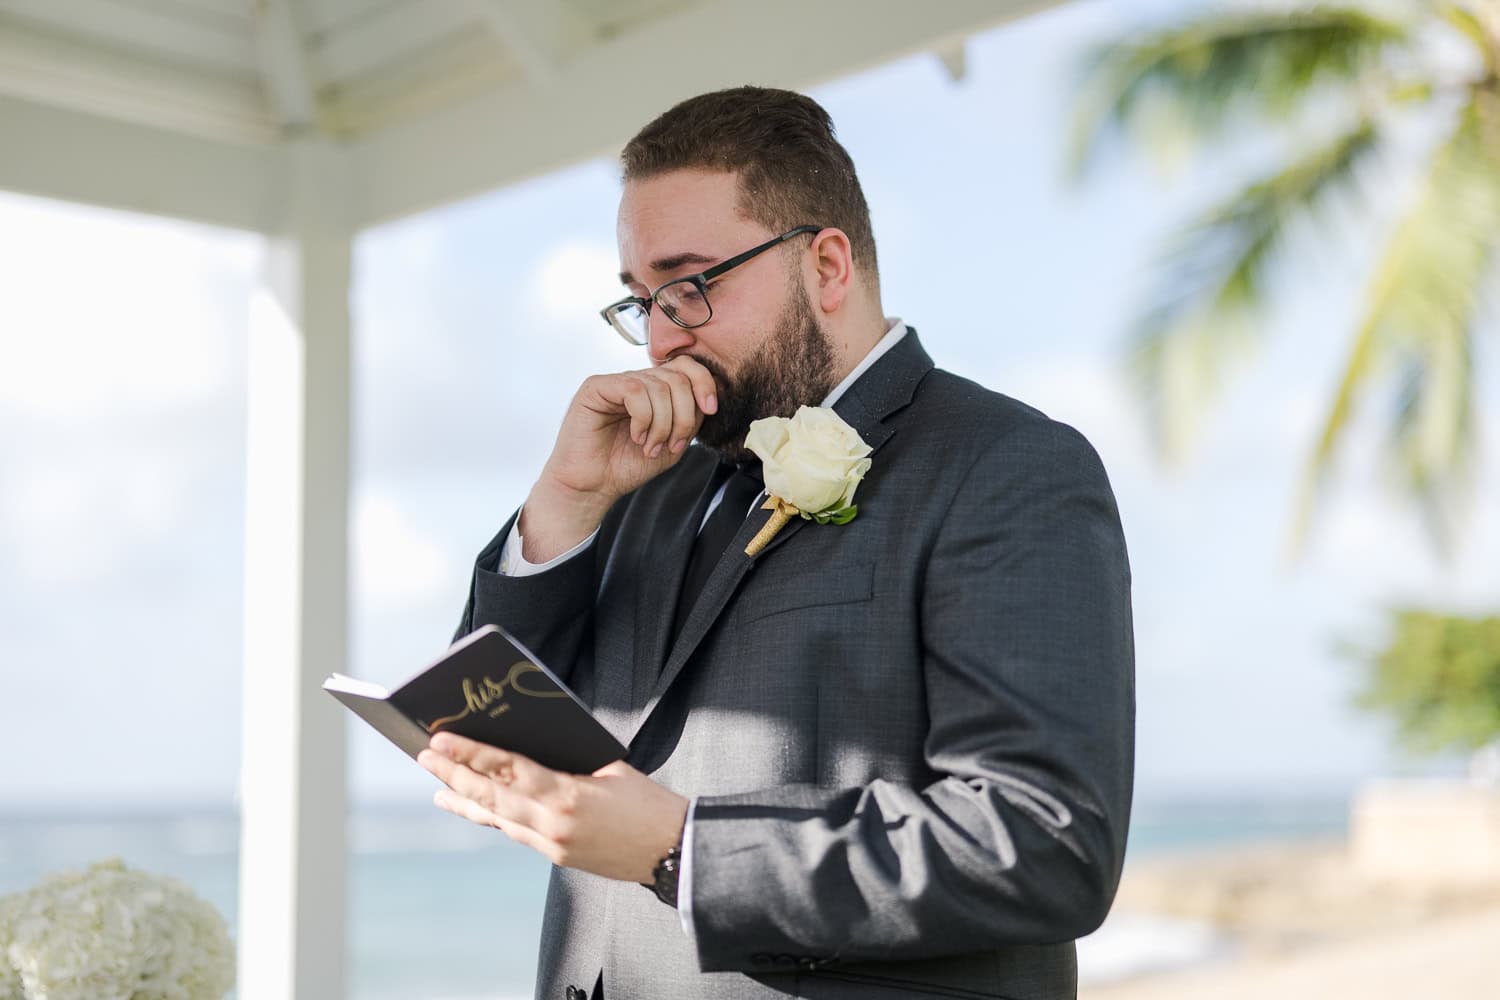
xmin=600 ymin=225 xmax=822 ymax=346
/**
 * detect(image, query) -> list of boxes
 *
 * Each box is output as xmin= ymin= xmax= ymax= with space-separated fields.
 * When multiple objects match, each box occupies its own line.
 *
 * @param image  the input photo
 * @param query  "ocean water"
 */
xmin=0 ymin=808 xmax=545 ymax=1000
xmin=0 ymin=795 xmax=1349 ymax=998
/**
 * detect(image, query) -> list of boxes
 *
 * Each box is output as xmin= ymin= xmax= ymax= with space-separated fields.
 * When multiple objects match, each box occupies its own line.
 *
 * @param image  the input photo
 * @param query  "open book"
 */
xmin=323 ymin=624 xmax=626 ymax=775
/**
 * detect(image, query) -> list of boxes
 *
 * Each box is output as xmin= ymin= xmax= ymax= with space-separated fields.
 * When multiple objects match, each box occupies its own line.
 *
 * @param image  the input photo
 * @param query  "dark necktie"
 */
xmin=671 ymin=462 xmax=764 ymax=646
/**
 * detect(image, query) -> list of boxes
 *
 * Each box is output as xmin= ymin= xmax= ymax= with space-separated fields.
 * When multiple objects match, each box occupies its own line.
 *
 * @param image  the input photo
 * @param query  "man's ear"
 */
xmin=808 ymin=228 xmax=854 ymax=314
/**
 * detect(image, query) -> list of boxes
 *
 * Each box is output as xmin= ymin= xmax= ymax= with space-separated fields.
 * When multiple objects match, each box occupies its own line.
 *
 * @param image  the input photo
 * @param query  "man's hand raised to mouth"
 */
xmin=519 ymin=354 xmax=719 ymax=563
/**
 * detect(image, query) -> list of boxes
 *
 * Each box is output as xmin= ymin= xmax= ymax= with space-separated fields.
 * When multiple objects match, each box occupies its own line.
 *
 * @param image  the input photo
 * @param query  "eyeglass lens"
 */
xmin=607 ymin=302 xmax=649 ymax=345
xmin=657 ymin=280 xmax=709 ymax=328
xmin=608 ymin=276 xmax=710 ymax=346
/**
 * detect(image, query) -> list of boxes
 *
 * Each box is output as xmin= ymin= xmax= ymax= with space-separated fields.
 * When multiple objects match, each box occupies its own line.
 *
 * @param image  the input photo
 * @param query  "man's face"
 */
xmin=616 ymin=169 xmax=835 ymax=462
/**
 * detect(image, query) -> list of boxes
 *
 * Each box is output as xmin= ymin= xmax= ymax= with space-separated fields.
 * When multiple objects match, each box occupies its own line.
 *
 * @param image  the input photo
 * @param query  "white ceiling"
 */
xmin=0 ymin=0 xmax=1066 ymax=229
xmin=0 ymin=0 xmax=704 ymax=144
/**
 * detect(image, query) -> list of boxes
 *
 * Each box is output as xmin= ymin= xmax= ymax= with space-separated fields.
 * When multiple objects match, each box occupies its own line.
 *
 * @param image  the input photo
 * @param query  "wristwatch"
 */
xmin=649 ymin=844 xmax=682 ymax=908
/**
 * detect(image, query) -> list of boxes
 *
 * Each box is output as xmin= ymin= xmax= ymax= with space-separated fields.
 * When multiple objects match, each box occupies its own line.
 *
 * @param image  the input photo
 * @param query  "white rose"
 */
xmin=744 ymin=405 xmax=873 ymax=516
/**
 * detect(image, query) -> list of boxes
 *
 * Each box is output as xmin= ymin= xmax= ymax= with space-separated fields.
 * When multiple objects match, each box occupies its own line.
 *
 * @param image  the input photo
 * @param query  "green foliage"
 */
xmin=1069 ymin=6 xmax=1409 ymax=177
xmin=1295 ymin=89 xmax=1500 ymax=553
xmin=1357 ymin=610 xmax=1500 ymax=753
xmin=809 ymin=505 xmax=857 ymax=525
xmin=1071 ymin=2 xmax=1500 ymax=556
xmin=1131 ymin=116 xmax=1382 ymax=460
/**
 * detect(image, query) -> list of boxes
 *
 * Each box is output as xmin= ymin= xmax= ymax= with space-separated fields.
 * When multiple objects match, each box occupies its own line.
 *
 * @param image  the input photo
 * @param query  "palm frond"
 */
xmin=1290 ymin=87 xmax=1500 ymax=556
xmin=1069 ymin=6 xmax=1412 ymax=177
xmin=1436 ymin=2 xmax=1500 ymax=78
xmin=1129 ymin=117 xmax=1382 ymax=459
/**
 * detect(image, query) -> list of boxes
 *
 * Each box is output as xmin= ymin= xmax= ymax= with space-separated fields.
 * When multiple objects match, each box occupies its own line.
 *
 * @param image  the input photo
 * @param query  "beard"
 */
xmin=691 ymin=282 xmax=836 ymax=464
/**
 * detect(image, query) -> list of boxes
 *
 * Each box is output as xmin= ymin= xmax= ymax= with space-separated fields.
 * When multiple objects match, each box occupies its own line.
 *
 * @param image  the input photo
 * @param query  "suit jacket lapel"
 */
xmin=628 ymin=329 xmax=935 ymax=746
xmin=629 ymin=452 xmax=722 ymax=709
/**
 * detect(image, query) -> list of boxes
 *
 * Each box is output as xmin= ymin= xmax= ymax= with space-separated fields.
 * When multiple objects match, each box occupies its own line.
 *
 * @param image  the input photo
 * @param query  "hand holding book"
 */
xmin=326 ymin=626 xmax=687 ymax=887
xmin=417 ymin=731 xmax=689 ymax=885
xmin=323 ymin=624 xmax=625 ymax=774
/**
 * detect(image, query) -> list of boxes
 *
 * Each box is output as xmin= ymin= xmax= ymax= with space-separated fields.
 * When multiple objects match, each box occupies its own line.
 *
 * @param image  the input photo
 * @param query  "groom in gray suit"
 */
xmin=421 ymin=87 xmax=1135 ymax=999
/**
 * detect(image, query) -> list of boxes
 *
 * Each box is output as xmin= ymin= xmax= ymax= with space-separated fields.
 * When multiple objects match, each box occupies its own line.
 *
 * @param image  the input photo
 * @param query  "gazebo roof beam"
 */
xmin=0 ymin=92 xmax=273 ymax=231
xmin=0 ymin=0 xmax=254 ymax=74
xmin=350 ymin=0 xmax=1067 ymax=227
xmin=0 ymin=15 xmax=273 ymax=145
xmin=252 ymin=0 xmax=317 ymax=132
xmin=307 ymin=3 xmax=472 ymax=85
xmin=461 ymin=0 xmax=588 ymax=89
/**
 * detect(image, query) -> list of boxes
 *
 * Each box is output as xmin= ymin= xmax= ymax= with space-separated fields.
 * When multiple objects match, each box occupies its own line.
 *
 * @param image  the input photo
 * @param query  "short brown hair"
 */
xmin=621 ymin=86 xmax=879 ymax=287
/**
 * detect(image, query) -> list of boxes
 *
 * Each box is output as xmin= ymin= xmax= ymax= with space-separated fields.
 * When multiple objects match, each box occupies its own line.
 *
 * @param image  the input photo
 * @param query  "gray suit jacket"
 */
xmin=455 ymin=330 xmax=1135 ymax=1000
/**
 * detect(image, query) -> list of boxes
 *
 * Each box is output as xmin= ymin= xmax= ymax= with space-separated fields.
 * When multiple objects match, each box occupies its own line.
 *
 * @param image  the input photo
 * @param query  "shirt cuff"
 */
xmin=677 ymin=797 xmax=697 ymax=937
xmin=497 ymin=508 xmax=597 ymax=576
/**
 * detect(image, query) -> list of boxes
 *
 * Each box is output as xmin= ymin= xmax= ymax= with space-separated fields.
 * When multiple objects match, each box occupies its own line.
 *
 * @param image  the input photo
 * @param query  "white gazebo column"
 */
xmin=239 ymin=137 xmax=353 ymax=1000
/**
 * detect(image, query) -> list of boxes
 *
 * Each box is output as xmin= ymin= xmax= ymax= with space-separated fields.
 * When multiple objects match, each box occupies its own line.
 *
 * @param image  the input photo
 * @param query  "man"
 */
xmin=423 ymin=86 xmax=1135 ymax=1000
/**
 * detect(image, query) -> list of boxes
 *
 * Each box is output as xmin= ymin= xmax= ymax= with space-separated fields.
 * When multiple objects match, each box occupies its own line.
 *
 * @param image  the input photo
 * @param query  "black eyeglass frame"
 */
xmin=600 ymin=225 xmax=823 ymax=345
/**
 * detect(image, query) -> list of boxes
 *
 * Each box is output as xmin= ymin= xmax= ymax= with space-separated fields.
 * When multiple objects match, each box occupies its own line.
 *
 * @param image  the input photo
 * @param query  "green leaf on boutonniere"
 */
xmin=810 ymin=505 xmax=858 ymax=526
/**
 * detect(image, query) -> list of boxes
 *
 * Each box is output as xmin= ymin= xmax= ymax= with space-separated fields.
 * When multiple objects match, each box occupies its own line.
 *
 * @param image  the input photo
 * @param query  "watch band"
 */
xmin=650 ymin=844 xmax=682 ymax=908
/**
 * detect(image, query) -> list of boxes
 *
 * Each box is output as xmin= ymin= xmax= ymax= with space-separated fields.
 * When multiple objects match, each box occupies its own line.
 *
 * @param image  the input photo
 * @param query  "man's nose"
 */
xmin=647 ymin=311 xmax=696 ymax=364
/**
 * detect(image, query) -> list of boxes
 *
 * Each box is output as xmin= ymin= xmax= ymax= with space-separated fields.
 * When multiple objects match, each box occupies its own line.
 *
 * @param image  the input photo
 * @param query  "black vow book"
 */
xmin=323 ymin=624 xmax=625 ymax=775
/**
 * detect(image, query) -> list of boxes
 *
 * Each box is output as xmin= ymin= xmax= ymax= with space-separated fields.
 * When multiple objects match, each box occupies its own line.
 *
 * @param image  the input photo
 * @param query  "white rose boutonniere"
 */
xmin=742 ymin=405 xmax=873 ymax=556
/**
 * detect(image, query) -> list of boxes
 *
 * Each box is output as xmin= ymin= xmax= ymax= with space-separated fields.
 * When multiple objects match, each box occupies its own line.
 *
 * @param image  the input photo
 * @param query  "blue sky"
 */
xmin=2 ymin=0 xmax=1496 ymax=809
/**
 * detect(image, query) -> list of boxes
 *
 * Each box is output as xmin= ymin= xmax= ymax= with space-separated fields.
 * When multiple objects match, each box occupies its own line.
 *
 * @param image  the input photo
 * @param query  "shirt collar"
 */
xmin=820 ymin=318 xmax=908 ymax=408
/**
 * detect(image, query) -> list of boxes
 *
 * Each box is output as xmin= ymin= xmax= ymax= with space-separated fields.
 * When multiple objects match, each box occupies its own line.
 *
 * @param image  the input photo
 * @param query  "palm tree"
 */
xmin=1071 ymin=1 xmax=1500 ymax=555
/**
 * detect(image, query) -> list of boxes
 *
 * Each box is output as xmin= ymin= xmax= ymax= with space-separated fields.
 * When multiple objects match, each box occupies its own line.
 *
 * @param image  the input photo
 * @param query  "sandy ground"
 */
xmin=1084 ymin=904 xmax=1500 ymax=999
xmin=1083 ymin=840 xmax=1500 ymax=1000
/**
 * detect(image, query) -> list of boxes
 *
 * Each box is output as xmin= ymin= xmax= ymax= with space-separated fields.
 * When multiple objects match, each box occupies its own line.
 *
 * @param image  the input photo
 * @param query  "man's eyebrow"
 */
xmin=619 ymin=250 xmax=721 ymax=286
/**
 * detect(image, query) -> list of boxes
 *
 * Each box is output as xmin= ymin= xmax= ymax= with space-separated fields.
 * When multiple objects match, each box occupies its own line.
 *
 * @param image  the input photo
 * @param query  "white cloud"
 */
xmin=358 ymin=211 xmax=446 ymax=286
xmin=0 ymin=192 xmax=256 ymax=419
xmin=996 ymin=351 xmax=1153 ymax=473
xmin=353 ymin=492 xmax=452 ymax=609
xmin=1304 ymin=479 xmax=1500 ymax=608
xmin=532 ymin=239 xmax=622 ymax=324
xmin=0 ymin=192 xmax=251 ymax=590
xmin=0 ymin=448 xmax=193 ymax=587
xmin=513 ymin=237 xmax=644 ymax=394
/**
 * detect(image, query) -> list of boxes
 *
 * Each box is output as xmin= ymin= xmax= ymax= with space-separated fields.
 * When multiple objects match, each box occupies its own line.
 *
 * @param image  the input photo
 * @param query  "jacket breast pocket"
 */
xmin=734 ymin=556 xmax=876 ymax=625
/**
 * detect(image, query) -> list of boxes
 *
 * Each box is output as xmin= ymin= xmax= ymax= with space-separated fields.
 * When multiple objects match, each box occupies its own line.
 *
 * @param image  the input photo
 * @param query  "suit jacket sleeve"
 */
xmin=452 ymin=507 xmax=602 ymax=682
xmin=686 ymin=419 xmax=1136 ymax=970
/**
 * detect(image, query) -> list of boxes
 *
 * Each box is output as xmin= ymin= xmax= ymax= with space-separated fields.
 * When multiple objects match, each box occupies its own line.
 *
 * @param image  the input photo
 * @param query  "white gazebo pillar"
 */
xmin=238 ymin=137 xmax=352 ymax=999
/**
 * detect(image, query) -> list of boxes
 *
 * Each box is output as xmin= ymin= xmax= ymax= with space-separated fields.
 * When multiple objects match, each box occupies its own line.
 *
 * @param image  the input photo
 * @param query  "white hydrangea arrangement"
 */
xmin=0 ymin=858 xmax=233 ymax=1000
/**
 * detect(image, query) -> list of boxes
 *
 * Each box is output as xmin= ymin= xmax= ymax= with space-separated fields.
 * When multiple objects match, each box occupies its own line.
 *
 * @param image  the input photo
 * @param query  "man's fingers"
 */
xmin=660 ymin=355 xmax=719 ymax=415
xmin=429 ymin=730 xmax=511 ymax=772
xmin=612 ymin=373 xmax=678 ymax=457
xmin=431 ymin=734 xmax=554 ymax=797
xmin=633 ymin=362 xmax=713 ymax=456
xmin=652 ymin=368 xmax=705 ymax=453
xmin=417 ymin=747 xmax=486 ymax=801
xmin=583 ymin=363 xmax=714 ymax=459
xmin=418 ymin=748 xmax=537 ymax=827
xmin=422 ymin=740 xmax=586 ymax=864
xmin=433 ymin=785 xmax=501 ymax=827
xmin=616 ymin=376 xmax=656 ymax=447
xmin=422 ymin=734 xmax=571 ymax=825
xmin=432 ymin=789 xmax=556 ymax=858
xmin=636 ymin=374 xmax=676 ymax=458
xmin=426 ymin=731 xmax=690 ymax=881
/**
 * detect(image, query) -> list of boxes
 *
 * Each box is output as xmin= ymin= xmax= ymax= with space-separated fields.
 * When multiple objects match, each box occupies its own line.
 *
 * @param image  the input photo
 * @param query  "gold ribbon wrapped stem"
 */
xmin=745 ymin=496 xmax=799 ymax=556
